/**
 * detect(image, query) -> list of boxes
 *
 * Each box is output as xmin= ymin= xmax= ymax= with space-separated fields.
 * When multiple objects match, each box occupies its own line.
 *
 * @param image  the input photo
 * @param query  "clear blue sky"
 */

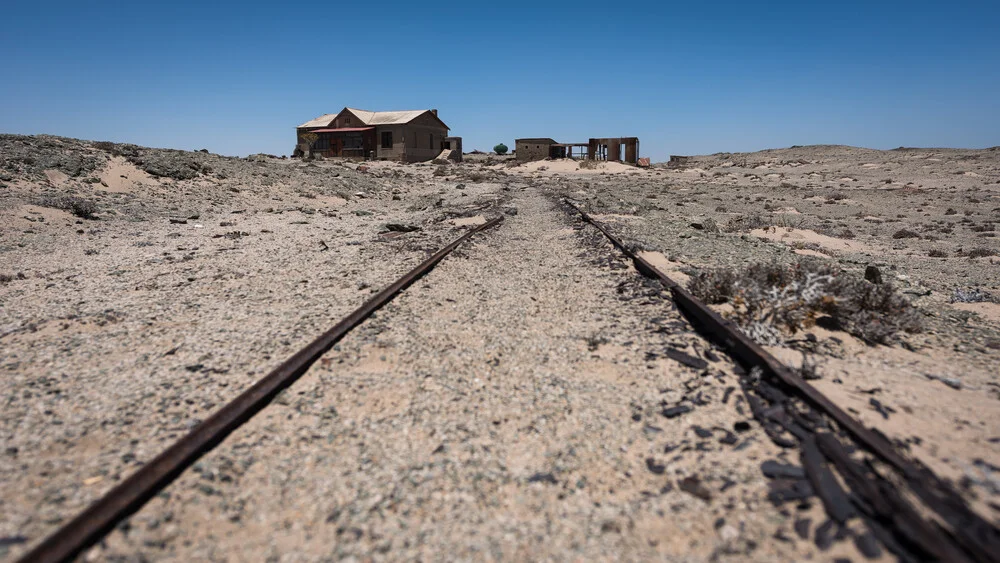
xmin=2 ymin=0 xmax=998 ymax=161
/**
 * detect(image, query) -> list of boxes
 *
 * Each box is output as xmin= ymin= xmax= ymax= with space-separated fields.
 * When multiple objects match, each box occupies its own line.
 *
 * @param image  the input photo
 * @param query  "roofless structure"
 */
xmin=296 ymin=107 xmax=450 ymax=162
xmin=515 ymin=137 xmax=640 ymax=164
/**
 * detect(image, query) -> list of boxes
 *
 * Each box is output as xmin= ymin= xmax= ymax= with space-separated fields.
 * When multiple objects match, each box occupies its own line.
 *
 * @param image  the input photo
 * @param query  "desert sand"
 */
xmin=1 ymin=136 xmax=997 ymax=561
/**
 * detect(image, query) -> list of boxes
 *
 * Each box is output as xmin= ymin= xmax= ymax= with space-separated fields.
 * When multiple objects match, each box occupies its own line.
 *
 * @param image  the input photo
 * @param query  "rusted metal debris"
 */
xmin=564 ymin=199 xmax=1000 ymax=562
xmin=19 ymin=217 xmax=504 ymax=563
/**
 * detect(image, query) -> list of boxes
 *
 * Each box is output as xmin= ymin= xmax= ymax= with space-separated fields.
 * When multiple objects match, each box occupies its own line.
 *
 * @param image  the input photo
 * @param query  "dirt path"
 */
xmin=57 ymin=190 xmax=863 ymax=561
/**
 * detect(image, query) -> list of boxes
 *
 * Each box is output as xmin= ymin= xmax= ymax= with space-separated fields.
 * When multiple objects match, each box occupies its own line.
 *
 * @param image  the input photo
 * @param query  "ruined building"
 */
xmin=296 ymin=108 xmax=452 ymax=162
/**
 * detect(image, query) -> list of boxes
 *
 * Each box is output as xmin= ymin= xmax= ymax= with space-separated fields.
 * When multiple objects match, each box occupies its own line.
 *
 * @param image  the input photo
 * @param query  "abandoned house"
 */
xmin=296 ymin=108 xmax=451 ymax=162
xmin=515 ymin=137 xmax=640 ymax=165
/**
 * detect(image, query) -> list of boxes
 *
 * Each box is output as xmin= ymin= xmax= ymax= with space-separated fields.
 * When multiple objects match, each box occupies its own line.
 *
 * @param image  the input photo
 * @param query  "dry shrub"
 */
xmin=578 ymin=159 xmax=601 ymax=170
xmin=700 ymin=217 xmax=720 ymax=233
xmin=951 ymin=288 xmax=993 ymax=303
xmin=688 ymin=260 xmax=921 ymax=345
xmin=967 ymin=247 xmax=997 ymax=258
xmin=0 ymin=272 xmax=27 ymax=284
xmin=928 ymin=249 xmax=948 ymax=257
xmin=891 ymin=229 xmax=920 ymax=239
xmin=39 ymin=196 xmax=98 ymax=219
xmin=724 ymin=213 xmax=770 ymax=232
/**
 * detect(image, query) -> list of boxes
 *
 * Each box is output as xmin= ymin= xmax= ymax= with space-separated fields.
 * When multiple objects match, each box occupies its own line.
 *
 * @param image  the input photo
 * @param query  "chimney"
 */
xmin=431 ymin=109 xmax=438 ymax=116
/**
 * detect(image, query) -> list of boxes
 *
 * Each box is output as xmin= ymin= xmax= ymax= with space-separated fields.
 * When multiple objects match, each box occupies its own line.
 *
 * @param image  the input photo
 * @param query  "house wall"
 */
xmin=299 ymin=109 xmax=450 ymax=162
xmin=401 ymin=113 xmax=449 ymax=162
xmin=331 ymin=108 xmax=366 ymax=129
xmin=516 ymin=140 xmax=555 ymax=162
xmin=371 ymin=113 xmax=448 ymax=162
xmin=444 ymin=137 xmax=463 ymax=161
xmin=375 ymin=125 xmax=406 ymax=160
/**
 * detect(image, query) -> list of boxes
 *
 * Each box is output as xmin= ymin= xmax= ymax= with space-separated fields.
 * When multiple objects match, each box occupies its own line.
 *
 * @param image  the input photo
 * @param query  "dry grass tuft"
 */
xmin=688 ymin=260 xmax=922 ymax=345
xmin=967 ymin=247 xmax=998 ymax=258
xmin=0 ymin=272 xmax=27 ymax=284
xmin=39 ymin=195 xmax=98 ymax=219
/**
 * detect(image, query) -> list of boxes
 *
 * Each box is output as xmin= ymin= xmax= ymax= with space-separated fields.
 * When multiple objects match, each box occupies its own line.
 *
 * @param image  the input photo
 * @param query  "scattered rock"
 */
xmin=794 ymin=518 xmax=811 ymax=540
xmin=864 ymin=265 xmax=883 ymax=284
xmin=662 ymin=405 xmax=692 ymax=419
xmin=527 ymin=472 xmax=558 ymax=484
xmin=384 ymin=223 xmax=421 ymax=233
xmin=645 ymin=457 xmax=666 ymax=475
xmin=925 ymin=374 xmax=962 ymax=389
xmin=761 ymin=460 xmax=806 ymax=480
xmin=813 ymin=519 xmax=837 ymax=551
xmin=662 ymin=347 xmax=709 ymax=370
xmin=678 ymin=476 xmax=712 ymax=502
xmin=854 ymin=530 xmax=882 ymax=559
xmin=692 ymin=426 xmax=713 ymax=438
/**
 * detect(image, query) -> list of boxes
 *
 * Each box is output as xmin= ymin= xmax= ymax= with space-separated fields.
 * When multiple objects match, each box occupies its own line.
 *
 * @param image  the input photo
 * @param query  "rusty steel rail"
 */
xmin=19 ymin=217 xmax=504 ymax=563
xmin=564 ymin=200 xmax=1000 ymax=562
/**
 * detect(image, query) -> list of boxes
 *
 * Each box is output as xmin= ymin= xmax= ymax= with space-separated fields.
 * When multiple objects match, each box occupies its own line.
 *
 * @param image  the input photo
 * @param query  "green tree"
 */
xmin=493 ymin=143 xmax=508 ymax=155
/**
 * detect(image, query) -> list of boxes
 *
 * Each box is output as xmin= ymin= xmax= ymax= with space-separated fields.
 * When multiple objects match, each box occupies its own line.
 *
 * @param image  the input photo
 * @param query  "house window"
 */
xmin=345 ymin=117 xmax=351 ymax=125
xmin=381 ymin=131 xmax=393 ymax=149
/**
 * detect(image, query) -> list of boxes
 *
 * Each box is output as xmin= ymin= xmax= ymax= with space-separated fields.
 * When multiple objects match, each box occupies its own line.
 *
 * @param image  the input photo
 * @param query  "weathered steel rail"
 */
xmin=564 ymin=199 xmax=1000 ymax=562
xmin=19 ymin=217 xmax=504 ymax=563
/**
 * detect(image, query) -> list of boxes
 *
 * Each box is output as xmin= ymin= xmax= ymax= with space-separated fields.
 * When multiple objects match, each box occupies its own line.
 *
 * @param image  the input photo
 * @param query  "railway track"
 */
xmin=563 ymin=198 xmax=1000 ymax=562
xmin=14 ymin=194 xmax=1000 ymax=562
xmin=18 ymin=217 xmax=504 ymax=563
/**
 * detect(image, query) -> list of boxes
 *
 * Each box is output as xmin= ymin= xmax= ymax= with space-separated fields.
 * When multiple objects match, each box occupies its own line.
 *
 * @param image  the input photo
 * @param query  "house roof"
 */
xmin=516 ymin=138 xmax=558 ymax=144
xmin=310 ymin=127 xmax=375 ymax=133
xmin=298 ymin=113 xmax=338 ymax=129
xmin=299 ymin=108 xmax=449 ymax=130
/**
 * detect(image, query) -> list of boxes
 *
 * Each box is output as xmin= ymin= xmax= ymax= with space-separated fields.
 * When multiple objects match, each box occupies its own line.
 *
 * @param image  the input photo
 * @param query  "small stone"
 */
xmin=527 ymin=472 xmax=557 ymax=484
xmin=692 ymin=426 xmax=712 ymax=438
xmin=864 ymin=265 xmax=882 ymax=284
xmin=718 ymin=431 xmax=738 ymax=445
xmin=814 ymin=519 xmax=836 ymax=551
xmin=854 ymin=530 xmax=882 ymax=559
xmin=645 ymin=458 xmax=666 ymax=475
xmin=662 ymin=405 xmax=692 ymax=418
xmin=719 ymin=525 xmax=739 ymax=542
xmin=794 ymin=518 xmax=811 ymax=539
xmin=384 ymin=223 xmax=421 ymax=232
xmin=761 ymin=460 xmax=806 ymax=480
xmin=678 ymin=476 xmax=712 ymax=502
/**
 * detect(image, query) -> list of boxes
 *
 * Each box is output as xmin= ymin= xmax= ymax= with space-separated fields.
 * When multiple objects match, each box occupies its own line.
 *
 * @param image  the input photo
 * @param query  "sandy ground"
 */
xmin=1 ymin=136 xmax=998 ymax=561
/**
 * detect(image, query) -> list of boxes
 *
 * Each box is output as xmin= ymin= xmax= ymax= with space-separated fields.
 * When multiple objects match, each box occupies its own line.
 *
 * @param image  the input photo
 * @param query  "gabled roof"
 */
xmin=298 ymin=113 xmax=338 ymax=129
xmin=349 ymin=108 xmax=428 ymax=125
xmin=298 ymin=108 xmax=449 ymax=130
